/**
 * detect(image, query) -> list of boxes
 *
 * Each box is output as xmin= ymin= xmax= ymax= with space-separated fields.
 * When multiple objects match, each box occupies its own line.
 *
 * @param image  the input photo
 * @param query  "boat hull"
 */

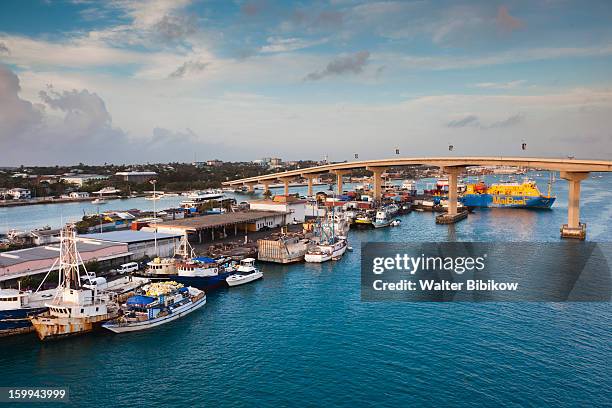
xmin=30 ymin=312 xmax=117 ymax=341
xmin=170 ymin=271 xmax=233 ymax=291
xmin=103 ymin=294 xmax=206 ymax=333
xmin=305 ymin=252 xmax=332 ymax=263
xmin=461 ymin=194 xmax=555 ymax=209
xmin=226 ymin=272 xmax=263 ymax=287
xmin=0 ymin=307 xmax=48 ymax=337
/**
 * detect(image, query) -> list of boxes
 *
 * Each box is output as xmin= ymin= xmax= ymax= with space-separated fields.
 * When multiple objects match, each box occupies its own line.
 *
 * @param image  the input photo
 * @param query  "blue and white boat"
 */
xmin=102 ymin=282 xmax=206 ymax=333
xmin=0 ymin=289 xmax=52 ymax=337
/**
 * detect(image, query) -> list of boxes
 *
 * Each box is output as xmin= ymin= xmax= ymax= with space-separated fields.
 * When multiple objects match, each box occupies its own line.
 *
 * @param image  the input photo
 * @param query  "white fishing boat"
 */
xmin=102 ymin=281 xmax=206 ymax=333
xmin=29 ymin=224 xmax=118 ymax=341
xmin=92 ymin=198 xmax=107 ymax=204
xmin=373 ymin=210 xmax=391 ymax=228
xmin=226 ymin=258 xmax=263 ymax=287
xmin=305 ymin=236 xmax=348 ymax=262
xmin=390 ymin=219 xmax=401 ymax=227
xmin=144 ymin=194 xmax=162 ymax=201
xmin=144 ymin=257 xmax=177 ymax=277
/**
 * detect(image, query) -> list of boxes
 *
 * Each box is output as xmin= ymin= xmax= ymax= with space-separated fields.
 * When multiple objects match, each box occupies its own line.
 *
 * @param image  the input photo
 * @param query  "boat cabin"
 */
xmin=0 ymin=289 xmax=26 ymax=311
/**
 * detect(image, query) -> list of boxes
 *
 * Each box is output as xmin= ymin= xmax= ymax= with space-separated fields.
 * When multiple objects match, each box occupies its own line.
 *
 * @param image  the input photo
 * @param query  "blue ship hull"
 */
xmin=0 ymin=307 xmax=47 ymax=337
xmin=169 ymin=272 xmax=233 ymax=291
xmin=460 ymin=194 xmax=555 ymax=209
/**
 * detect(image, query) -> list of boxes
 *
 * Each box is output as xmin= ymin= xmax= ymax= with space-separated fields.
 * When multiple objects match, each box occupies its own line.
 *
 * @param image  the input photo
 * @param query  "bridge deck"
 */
xmin=223 ymin=157 xmax=612 ymax=185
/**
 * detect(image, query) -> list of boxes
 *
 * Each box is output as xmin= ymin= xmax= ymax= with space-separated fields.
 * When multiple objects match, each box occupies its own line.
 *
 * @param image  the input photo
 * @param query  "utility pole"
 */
xmin=150 ymin=179 xmax=158 ymax=256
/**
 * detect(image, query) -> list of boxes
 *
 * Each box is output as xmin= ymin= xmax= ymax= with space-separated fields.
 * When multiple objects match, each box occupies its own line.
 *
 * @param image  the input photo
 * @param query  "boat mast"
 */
xmin=175 ymin=233 xmax=195 ymax=259
xmin=150 ymin=179 xmax=158 ymax=256
xmin=52 ymin=224 xmax=84 ymax=303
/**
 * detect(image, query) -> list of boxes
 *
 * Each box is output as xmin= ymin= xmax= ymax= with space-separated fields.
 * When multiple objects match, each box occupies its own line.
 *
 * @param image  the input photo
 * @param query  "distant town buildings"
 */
xmin=7 ymin=188 xmax=31 ymax=199
xmin=68 ymin=192 xmax=90 ymax=199
xmin=61 ymin=174 xmax=109 ymax=187
xmin=253 ymin=157 xmax=284 ymax=169
xmin=115 ymin=171 xmax=157 ymax=183
xmin=192 ymin=160 xmax=224 ymax=168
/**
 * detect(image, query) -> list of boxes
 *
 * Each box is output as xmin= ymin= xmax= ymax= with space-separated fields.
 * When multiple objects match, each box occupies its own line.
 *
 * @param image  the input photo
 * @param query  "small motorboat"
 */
xmin=390 ymin=219 xmax=401 ymax=227
xmin=226 ymin=258 xmax=263 ymax=287
xmin=92 ymin=198 xmax=107 ymax=204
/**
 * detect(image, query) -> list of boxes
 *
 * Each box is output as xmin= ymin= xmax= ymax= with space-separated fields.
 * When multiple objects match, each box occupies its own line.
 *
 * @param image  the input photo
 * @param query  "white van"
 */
xmin=83 ymin=277 xmax=107 ymax=290
xmin=117 ymin=262 xmax=139 ymax=274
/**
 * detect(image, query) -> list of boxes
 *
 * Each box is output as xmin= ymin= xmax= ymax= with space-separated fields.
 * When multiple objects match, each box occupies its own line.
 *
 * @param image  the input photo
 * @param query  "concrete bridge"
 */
xmin=223 ymin=157 xmax=612 ymax=239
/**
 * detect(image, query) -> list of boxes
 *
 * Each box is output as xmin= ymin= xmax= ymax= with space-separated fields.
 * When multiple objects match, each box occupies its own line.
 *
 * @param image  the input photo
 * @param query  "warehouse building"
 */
xmin=0 ymin=240 xmax=130 ymax=285
xmin=79 ymin=230 xmax=182 ymax=259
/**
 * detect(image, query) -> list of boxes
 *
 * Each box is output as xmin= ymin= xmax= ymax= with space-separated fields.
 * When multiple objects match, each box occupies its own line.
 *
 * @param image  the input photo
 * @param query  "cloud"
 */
xmin=167 ymin=59 xmax=209 ymax=79
xmin=446 ymin=113 xmax=523 ymax=129
xmin=260 ymin=37 xmax=327 ymax=53
xmin=304 ymin=51 xmax=370 ymax=81
xmin=474 ymin=80 xmax=526 ymax=89
xmin=0 ymin=42 xmax=9 ymax=54
xmin=0 ymin=64 xmax=223 ymax=165
xmin=488 ymin=113 xmax=523 ymax=128
xmin=0 ymin=64 xmax=43 ymax=139
xmin=240 ymin=0 xmax=266 ymax=16
xmin=497 ymin=5 xmax=524 ymax=32
xmin=447 ymin=115 xmax=480 ymax=128
xmin=152 ymin=14 xmax=197 ymax=42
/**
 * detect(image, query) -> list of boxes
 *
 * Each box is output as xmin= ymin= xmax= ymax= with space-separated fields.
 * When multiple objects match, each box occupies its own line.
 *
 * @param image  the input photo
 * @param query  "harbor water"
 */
xmin=1 ymin=173 xmax=611 ymax=407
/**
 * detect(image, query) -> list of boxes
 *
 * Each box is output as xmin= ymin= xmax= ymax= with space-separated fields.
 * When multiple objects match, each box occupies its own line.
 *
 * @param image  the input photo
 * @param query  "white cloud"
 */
xmin=260 ymin=37 xmax=328 ymax=53
xmin=474 ymin=80 xmax=527 ymax=89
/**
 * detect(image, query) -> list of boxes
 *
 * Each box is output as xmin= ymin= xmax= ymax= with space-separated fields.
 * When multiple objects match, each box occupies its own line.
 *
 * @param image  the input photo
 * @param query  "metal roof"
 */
xmin=158 ymin=210 xmax=287 ymax=231
xmin=0 ymin=240 xmax=122 ymax=268
xmin=79 ymin=230 xmax=183 ymax=243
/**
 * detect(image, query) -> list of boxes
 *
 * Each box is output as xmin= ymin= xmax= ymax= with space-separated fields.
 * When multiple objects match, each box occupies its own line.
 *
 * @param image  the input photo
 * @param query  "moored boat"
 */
xmin=0 ymin=289 xmax=50 ymax=337
xmin=102 ymin=281 xmax=206 ymax=333
xmin=461 ymin=179 xmax=555 ymax=209
xmin=226 ymin=258 xmax=263 ymax=287
xmin=144 ymin=257 xmax=178 ymax=277
xmin=29 ymin=224 xmax=118 ymax=341
xmin=373 ymin=210 xmax=391 ymax=228
xmin=169 ymin=257 xmax=235 ymax=290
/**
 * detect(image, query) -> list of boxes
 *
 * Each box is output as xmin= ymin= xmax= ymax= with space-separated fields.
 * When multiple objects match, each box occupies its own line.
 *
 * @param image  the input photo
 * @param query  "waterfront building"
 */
xmin=62 ymin=174 xmax=110 ymax=187
xmin=115 ymin=171 xmax=157 ymax=183
xmin=249 ymin=195 xmax=307 ymax=224
xmin=7 ymin=188 xmax=31 ymax=199
xmin=79 ymin=230 xmax=182 ymax=259
xmin=68 ymin=192 xmax=90 ymax=199
xmin=0 ymin=241 xmax=131 ymax=285
xmin=31 ymin=228 xmax=61 ymax=246
xmin=155 ymin=210 xmax=288 ymax=243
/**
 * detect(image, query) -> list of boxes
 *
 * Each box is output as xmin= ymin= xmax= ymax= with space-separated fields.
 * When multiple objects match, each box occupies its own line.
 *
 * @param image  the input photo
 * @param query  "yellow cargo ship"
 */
xmin=461 ymin=180 xmax=555 ymax=209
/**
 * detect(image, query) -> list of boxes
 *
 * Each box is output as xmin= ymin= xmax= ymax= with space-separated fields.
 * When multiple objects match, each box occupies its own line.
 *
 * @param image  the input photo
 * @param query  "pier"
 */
xmin=223 ymin=156 xmax=612 ymax=238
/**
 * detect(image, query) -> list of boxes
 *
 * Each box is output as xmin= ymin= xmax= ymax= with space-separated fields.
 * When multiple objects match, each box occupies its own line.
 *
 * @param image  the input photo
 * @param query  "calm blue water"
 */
xmin=1 ymin=173 xmax=611 ymax=407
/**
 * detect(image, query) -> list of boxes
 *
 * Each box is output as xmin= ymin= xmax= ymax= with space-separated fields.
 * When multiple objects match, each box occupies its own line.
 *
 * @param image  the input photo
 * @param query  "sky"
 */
xmin=0 ymin=0 xmax=611 ymax=165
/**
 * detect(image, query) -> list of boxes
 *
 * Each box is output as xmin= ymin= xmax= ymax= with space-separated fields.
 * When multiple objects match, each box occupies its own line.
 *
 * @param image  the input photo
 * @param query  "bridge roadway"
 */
xmin=222 ymin=157 xmax=612 ymax=239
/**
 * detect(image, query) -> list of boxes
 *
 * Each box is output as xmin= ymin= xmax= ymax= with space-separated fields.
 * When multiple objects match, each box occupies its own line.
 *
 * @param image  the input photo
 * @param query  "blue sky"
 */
xmin=0 ymin=0 xmax=611 ymax=165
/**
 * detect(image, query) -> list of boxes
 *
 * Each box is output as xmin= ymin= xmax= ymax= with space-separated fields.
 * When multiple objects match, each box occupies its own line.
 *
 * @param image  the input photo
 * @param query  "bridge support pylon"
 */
xmin=245 ymin=182 xmax=257 ymax=193
xmin=261 ymin=181 xmax=271 ymax=197
xmin=331 ymin=170 xmax=351 ymax=195
xmin=366 ymin=166 xmax=388 ymax=203
xmin=278 ymin=177 xmax=294 ymax=196
xmin=436 ymin=166 xmax=468 ymax=224
xmin=560 ymin=171 xmax=589 ymax=239
xmin=302 ymin=174 xmax=318 ymax=197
